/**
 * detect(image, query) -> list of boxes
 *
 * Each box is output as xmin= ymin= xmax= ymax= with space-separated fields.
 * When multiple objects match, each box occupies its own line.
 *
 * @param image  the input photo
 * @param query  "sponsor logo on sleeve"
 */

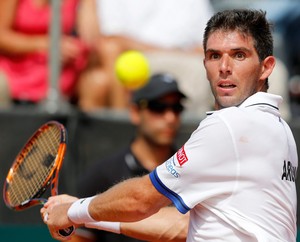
xmin=177 ymin=145 xmax=188 ymax=166
xmin=165 ymin=157 xmax=180 ymax=178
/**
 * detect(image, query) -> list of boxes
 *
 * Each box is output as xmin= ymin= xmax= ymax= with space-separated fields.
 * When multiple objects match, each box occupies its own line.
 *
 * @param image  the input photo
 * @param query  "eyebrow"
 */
xmin=206 ymin=47 xmax=251 ymax=53
xmin=231 ymin=47 xmax=251 ymax=53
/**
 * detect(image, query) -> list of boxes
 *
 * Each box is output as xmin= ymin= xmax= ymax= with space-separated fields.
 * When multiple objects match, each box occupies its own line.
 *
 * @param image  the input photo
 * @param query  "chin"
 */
xmin=218 ymin=97 xmax=242 ymax=109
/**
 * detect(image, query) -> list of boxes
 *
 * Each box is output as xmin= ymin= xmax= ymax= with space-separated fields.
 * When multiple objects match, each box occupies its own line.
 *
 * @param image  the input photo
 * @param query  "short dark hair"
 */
xmin=203 ymin=9 xmax=273 ymax=61
xmin=203 ymin=9 xmax=274 ymax=90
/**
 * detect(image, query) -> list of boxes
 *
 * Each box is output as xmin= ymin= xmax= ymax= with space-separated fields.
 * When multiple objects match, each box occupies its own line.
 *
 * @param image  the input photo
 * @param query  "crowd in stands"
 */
xmin=0 ymin=0 xmax=91 ymax=108
xmin=0 ymin=0 xmax=299 ymax=120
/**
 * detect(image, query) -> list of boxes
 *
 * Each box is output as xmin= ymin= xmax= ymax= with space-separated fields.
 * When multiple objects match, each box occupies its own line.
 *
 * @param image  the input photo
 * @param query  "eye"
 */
xmin=206 ymin=52 xmax=220 ymax=60
xmin=212 ymin=53 xmax=220 ymax=59
xmin=235 ymin=52 xmax=246 ymax=60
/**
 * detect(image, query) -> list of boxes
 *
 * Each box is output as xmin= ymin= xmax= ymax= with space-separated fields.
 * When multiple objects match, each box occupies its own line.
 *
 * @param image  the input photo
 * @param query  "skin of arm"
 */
xmin=88 ymin=175 xmax=170 ymax=222
xmin=64 ymin=206 xmax=188 ymax=242
xmin=120 ymin=206 xmax=189 ymax=242
xmin=0 ymin=0 xmax=88 ymax=64
xmin=0 ymin=0 xmax=49 ymax=54
xmin=43 ymin=175 xmax=172 ymax=241
xmin=76 ymin=0 xmax=100 ymax=47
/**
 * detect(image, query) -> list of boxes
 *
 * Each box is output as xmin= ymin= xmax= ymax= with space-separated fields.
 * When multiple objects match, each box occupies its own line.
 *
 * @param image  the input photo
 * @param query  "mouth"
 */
xmin=217 ymin=80 xmax=236 ymax=93
xmin=218 ymin=80 xmax=236 ymax=88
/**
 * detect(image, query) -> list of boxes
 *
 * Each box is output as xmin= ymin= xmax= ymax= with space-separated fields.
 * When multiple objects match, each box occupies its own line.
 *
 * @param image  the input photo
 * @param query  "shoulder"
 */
xmin=201 ymin=107 xmax=241 ymax=129
xmin=192 ymin=107 xmax=252 ymax=141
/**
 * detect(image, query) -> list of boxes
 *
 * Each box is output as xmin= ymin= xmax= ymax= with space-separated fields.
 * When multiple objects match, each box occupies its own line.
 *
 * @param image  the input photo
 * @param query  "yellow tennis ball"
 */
xmin=115 ymin=50 xmax=150 ymax=90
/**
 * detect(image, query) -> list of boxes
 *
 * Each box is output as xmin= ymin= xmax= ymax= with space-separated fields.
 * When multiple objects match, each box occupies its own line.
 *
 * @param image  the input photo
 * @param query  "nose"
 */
xmin=164 ymin=109 xmax=180 ymax=123
xmin=219 ymin=55 xmax=232 ymax=75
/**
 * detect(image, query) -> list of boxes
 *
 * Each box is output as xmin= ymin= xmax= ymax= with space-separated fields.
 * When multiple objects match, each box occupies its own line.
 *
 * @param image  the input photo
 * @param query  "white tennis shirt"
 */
xmin=96 ymin=0 xmax=213 ymax=49
xmin=150 ymin=92 xmax=298 ymax=242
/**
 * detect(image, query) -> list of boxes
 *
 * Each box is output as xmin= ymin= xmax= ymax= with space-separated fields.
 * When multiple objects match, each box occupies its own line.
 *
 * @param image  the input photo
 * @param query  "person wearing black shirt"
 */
xmin=74 ymin=73 xmax=186 ymax=242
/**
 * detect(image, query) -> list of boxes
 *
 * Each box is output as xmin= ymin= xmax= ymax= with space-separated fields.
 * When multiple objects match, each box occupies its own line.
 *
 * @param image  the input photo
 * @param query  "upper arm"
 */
xmin=0 ymin=0 xmax=18 ymax=31
xmin=152 ymin=115 xmax=239 ymax=210
xmin=76 ymin=0 xmax=100 ymax=45
xmin=120 ymin=174 xmax=172 ymax=219
xmin=143 ymin=174 xmax=172 ymax=210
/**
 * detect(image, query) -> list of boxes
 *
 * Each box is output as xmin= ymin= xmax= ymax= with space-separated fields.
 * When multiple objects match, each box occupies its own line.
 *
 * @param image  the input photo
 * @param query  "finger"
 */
xmin=48 ymin=195 xmax=66 ymax=204
xmin=47 ymin=196 xmax=59 ymax=203
xmin=43 ymin=199 xmax=52 ymax=207
xmin=44 ymin=199 xmax=60 ymax=209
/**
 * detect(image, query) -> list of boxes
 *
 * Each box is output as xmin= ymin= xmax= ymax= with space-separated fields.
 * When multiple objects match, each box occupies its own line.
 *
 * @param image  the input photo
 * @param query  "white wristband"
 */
xmin=85 ymin=221 xmax=121 ymax=234
xmin=67 ymin=196 xmax=97 ymax=224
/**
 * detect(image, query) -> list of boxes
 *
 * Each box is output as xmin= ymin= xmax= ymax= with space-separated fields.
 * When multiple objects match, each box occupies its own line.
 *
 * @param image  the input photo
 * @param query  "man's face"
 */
xmin=135 ymin=93 xmax=183 ymax=146
xmin=204 ymin=30 xmax=268 ymax=110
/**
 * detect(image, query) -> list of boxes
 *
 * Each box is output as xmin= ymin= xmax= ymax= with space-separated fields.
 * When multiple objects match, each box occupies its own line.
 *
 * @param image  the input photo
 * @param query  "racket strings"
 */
xmin=7 ymin=125 xmax=62 ymax=206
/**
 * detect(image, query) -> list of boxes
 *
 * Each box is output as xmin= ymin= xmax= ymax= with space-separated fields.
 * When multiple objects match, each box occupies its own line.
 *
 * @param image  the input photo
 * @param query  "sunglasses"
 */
xmin=139 ymin=100 xmax=184 ymax=114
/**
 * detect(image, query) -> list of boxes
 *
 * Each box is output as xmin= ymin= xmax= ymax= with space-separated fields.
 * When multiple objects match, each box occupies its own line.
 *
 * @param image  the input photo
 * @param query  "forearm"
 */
xmin=0 ymin=0 xmax=48 ymax=54
xmin=88 ymin=175 xmax=170 ymax=222
xmin=42 ymin=175 xmax=171 ymax=241
xmin=0 ymin=32 xmax=48 ymax=55
xmin=120 ymin=207 xmax=189 ymax=242
xmin=71 ymin=207 xmax=188 ymax=242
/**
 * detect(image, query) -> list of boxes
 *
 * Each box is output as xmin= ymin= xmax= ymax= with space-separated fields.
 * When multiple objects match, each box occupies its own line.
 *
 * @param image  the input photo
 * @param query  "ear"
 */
xmin=260 ymin=56 xmax=276 ymax=81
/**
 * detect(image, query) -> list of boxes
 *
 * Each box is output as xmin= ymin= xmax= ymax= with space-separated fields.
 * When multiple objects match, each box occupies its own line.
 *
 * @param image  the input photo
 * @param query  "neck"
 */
xmin=131 ymin=137 xmax=173 ymax=171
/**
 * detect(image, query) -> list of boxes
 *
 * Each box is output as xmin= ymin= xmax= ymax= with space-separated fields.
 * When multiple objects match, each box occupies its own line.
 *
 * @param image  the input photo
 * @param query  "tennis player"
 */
xmin=42 ymin=9 xmax=298 ymax=242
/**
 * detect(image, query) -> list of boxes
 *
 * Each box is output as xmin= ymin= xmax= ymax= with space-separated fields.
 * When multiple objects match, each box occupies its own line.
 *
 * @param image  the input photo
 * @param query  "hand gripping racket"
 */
xmin=3 ymin=121 xmax=75 ymax=237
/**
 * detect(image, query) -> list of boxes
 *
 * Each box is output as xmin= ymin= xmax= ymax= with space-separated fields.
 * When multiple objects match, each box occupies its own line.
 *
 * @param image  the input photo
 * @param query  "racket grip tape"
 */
xmin=58 ymin=225 xmax=75 ymax=237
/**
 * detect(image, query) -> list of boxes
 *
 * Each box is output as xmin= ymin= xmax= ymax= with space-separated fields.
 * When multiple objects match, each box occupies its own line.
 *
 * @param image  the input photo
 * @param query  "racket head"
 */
xmin=3 ymin=121 xmax=67 ymax=211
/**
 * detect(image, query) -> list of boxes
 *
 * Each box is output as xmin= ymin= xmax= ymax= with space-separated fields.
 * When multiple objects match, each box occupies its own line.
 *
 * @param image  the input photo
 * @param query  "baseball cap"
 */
xmin=132 ymin=73 xmax=186 ymax=103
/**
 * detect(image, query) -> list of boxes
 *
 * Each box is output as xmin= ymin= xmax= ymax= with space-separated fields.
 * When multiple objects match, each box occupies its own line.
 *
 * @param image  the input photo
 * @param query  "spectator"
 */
xmin=76 ymin=0 xmax=215 ymax=115
xmin=0 ymin=0 xmax=92 ymax=107
xmin=280 ymin=7 xmax=300 ymax=117
xmin=71 ymin=73 xmax=188 ymax=241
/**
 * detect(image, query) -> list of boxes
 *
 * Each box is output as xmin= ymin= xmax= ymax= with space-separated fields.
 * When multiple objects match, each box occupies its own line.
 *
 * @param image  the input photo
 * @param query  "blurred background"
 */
xmin=0 ymin=1 xmax=299 ymax=241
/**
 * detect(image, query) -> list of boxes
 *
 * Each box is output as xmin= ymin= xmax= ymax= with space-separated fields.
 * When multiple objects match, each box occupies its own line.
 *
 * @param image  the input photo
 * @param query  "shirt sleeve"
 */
xmin=150 ymin=113 xmax=239 ymax=213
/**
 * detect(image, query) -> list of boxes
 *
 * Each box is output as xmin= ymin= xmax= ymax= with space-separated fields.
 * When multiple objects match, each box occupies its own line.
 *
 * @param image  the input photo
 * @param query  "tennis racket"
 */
xmin=2 ymin=121 xmax=74 ymax=237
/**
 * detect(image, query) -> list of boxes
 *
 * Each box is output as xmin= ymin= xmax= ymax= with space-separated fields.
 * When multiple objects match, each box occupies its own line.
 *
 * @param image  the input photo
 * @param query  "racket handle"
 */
xmin=58 ymin=225 xmax=75 ymax=237
xmin=44 ymin=212 xmax=75 ymax=237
